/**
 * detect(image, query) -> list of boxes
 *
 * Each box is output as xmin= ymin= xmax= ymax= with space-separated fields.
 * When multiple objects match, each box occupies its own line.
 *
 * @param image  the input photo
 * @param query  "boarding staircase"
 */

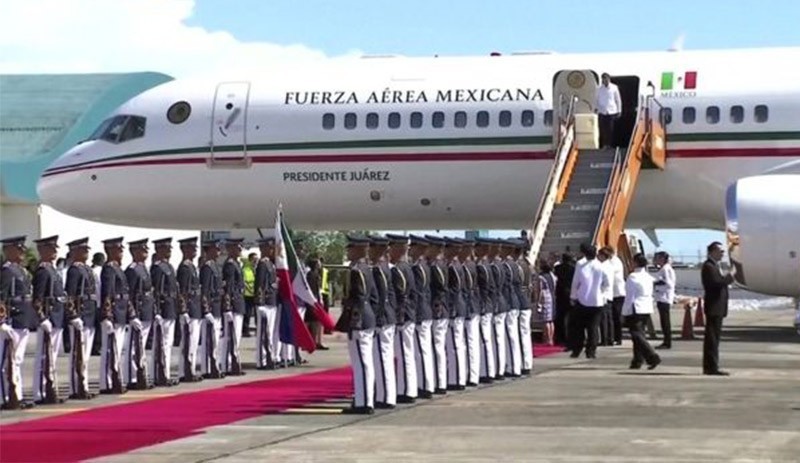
xmin=529 ymin=94 xmax=667 ymax=270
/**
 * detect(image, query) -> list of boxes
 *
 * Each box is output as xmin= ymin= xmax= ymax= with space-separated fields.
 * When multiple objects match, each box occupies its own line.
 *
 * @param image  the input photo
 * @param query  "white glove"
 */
xmin=40 ymin=319 xmax=53 ymax=334
xmin=0 ymin=323 xmax=12 ymax=336
xmin=101 ymin=319 xmax=114 ymax=332
xmin=204 ymin=313 xmax=215 ymax=323
xmin=181 ymin=313 xmax=190 ymax=324
xmin=154 ymin=314 xmax=163 ymax=324
xmin=130 ymin=318 xmax=143 ymax=331
xmin=70 ymin=318 xmax=84 ymax=330
xmin=223 ymin=312 xmax=234 ymax=323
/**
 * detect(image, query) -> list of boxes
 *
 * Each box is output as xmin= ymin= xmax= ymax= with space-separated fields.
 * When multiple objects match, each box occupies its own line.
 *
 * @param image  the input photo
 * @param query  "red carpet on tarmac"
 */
xmin=0 ymin=345 xmax=561 ymax=463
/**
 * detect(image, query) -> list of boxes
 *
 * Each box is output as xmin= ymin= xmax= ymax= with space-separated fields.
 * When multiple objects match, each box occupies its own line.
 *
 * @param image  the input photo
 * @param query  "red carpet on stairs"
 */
xmin=0 ymin=345 xmax=561 ymax=463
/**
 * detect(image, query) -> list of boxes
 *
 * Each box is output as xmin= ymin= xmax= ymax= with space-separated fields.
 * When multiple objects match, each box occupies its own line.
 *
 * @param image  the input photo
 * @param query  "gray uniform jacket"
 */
xmin=392 ymin=261 xmax=416 ymax=325
xmin=222 ymin=258 xmax=246 ymax=315
xmin=447 ymin=261 xmax=466 ymax=318
xmin=463 ymin=260 xmax=479 ymax=317
xmin=65 ymin=263 xmax=98 ymax=327
xmin=476 ymin=261 xmax=495 ymax=316
xmin=430 ymin=261 xmax=448 ymax=320
xmin=101 ymin=262 xmax=132 ymax=324
xmin=490 ymin=261 xmax=507 ymax=313
xmin=1 ymin=262 xmax=36 ymax=330
xmin=503 ymin=260 xmax=519 ymax=312
xmin=373 ymin=262 xmax=397 ymax=327
xmin=126 ymin=262 xmax=155 ymax=322
xmin=413 ymin=261 xmax=432 ymax=322
xmin=254 ymin=258 xmax=277 ymax=307
xmin=342 ymin=261 xmax=376 ymax=331
xmin=151 ymin=260 xmax=178 ymax=320
xmin=177 ymin=260 xmax=202 ymax=319
xmin=199 ymin=260 xmax=222 ymax=318
xmin=33 ymin=262 xmax=66 ymax=329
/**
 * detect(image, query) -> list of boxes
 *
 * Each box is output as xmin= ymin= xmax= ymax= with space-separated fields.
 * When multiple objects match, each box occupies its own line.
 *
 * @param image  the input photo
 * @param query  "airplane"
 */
xmin=37 ymin=47 xmax=800 ymax=300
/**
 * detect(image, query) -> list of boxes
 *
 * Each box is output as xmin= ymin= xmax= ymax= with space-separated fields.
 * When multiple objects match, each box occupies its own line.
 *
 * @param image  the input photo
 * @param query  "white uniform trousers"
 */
xmin=33 ymin=327 xmax=63 ymax=401
xmin=348 ymin=328 xmax=375 ymax=409
xmin=505 ymin=309 xmax=522 ymax=376
xmin=255 ymin=305 xmax=279 ymax=367
xmin=149 ymin=316 xmax=176 ymax=382
xmin=479 ymin=313 xmax=496 ymax=379
xmin=0 ymin=328 xmax=29 ymax=405
xmin=177 ymin=316 xmax=201 ymax=378
xmin=123 ymin=320 xmax=152 ymax=386
xmin=519 ymin=309 xmax=533 ymax=371
xmin=395 ymin=321 xmax=417 ymax=398
xmin=445 ymin=317 xmax=467 ymax=387
xmin=69 ymin=322 xmax=95 ymax=396
xmin=199 ymin=316 xmax=222 ymax=375
xmin=99 ymin=322 xmax=125 ymax=390
xmin=373 ymin=324 xmax=396 ymax=405
xmin=464 ymin=314 xmax=481 ymax=385
xmin=414 ymin=320 xmax=434 ymax=393
xmin=220 ymin=312 xmax=243 ymax=373
xmin=432 ymin=318 xmax=449 ymax=390
xmin=493 ymin=312 xmax=507 ymax=377
xmin=256 ymin=305 xmax=279 ymax=368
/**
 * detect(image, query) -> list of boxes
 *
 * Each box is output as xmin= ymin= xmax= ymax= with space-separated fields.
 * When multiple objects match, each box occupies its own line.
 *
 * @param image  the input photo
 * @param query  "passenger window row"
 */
xmin=322 ymin=109 xmax=554 ymax=130
xmin=659 ymin=105 xmax=769 ymax=125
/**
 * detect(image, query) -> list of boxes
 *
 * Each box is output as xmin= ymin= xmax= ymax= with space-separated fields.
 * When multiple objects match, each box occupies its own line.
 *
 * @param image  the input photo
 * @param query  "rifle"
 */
xmin=260 ymin=312 xmax=273 ymax=369
xmin=71 ymin=320 xmax=87 ymax=398
xmin=108 ymin=329 xmax=124 ymax=393
xmin=2 ymin=337 xmax=20 ymax=409
xmin=205 ymin=318 xmax=222 ymax=378
xmin=132 ymin=324 xmax=147 ymax=389
xmin=227 ymin=316 xmax=242 ymax=375
xmin=153 ymin=321 xmax=165 ymax=386
xmin=181 ymin=317 xmax=192 ymax=381
xmin=41 ymin=326 xmax=57 ymax=402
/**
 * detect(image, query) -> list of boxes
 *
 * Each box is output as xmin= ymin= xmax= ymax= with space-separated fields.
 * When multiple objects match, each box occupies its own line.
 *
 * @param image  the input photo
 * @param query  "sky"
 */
xmin=2 ymin=0 xmax=798 ymax=261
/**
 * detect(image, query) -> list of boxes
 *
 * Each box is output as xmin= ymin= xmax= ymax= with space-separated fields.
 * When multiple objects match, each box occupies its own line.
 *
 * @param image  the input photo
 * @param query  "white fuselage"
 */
xmin=39 ymin=48 xmax=800 ymax=231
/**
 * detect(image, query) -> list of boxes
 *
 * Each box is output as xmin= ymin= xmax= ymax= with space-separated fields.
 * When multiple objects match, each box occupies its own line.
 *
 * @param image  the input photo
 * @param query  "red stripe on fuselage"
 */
xmin=41 ymin=147 xmax=800 ymax=178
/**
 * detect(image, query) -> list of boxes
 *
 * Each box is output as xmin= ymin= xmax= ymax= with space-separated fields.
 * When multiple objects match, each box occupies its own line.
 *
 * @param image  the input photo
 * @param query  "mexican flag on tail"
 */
xmin=274 ymin=208 xmax=337 ymax=352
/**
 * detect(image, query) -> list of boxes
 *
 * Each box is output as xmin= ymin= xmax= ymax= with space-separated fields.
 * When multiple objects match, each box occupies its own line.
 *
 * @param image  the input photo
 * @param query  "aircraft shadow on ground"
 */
xmin=720 ymin=325 xmax=799 ymax=344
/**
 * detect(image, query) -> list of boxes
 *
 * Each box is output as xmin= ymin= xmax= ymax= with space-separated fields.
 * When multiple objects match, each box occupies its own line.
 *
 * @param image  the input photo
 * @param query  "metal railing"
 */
xmin=527 ymin=95 xmax=578 ymax=265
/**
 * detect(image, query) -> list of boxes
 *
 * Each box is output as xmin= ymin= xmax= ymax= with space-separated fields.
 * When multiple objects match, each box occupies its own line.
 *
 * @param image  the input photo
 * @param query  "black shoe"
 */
xmin=494 ymin=374 xmax=505 ymax=381
xmin=614 ymin=341 xmax=622 ymax=346
xmin=447 ymin=385 xmax=466 ymax=391
xmin=418 ymin=390 xmax=433 ymax=399
xmin=704 ymin=370 xmax=730 ymax=376
xmin=434 ymin=388 xmax=447 ymax=395
xmin=467 ymin=382 xmax=479 ymax=387
xmin=375 ymin=402 xmax=396 ymax=409
xmin=629 ymin=362 xmax=643 ymax=370
xmin=69 ymin=392 xmax=96 ymax=400
xmin=127 ymin=382 xmax=154 ymax=391
xmin=507 ymin=373 xmax=522 ymax=378
xmin=35 ymin=397 xmax=65 ymax=405
xmin=647 ymin=357 xmax=662 ymax=370
xmin=655 ymin=344 xmax=671 ymax=350
xmin=342 ymin=406 xmax=374 ymax=415
xmin=586 ymin=353 xmax=596 ymax=359
xmin=569 ymin=352 xmax=581 ymax=358
xmin=99 ymin=387 xmax=127 ymax=395
xmin=521 ymin=369 xmax=532 ymax=376
xmin=316 ymin=344 xmax=330 ymax=351
xmin=479 ymin=377 xmax=494 ymax=384
xmin=180 ymin=375 xmax=204 ymax=383
xmin=397 ymin=395 xmax=417 ymax=404
xmin=202 ymin=372 xmax=225 ymax=379
xmin=257 ymin=365 xmax=276 ymax=370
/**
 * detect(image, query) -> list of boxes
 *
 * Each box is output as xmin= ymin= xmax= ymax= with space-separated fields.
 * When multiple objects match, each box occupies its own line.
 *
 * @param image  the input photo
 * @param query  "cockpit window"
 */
xmin=88 ymin=115 xmax=146 ymax=143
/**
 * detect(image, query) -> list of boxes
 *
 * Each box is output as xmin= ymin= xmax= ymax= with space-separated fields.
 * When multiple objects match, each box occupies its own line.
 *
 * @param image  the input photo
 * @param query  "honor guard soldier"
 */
xmin=514 ymin=240 xmax=534 ymax=375
xmin=64 ymin=238 xmax=97 ymax=399
xmin=221 ymin=238 xmax=246 ymax=376
xmin=386 ymin=234 xmax=417 ymax=404
xmin=336 ymin=235 xmax=377 ymax=415
xmin=409 ymin=235 xmax=434 ymax=399
xmin=489 ymin=240 xmax=508 ymax=379
xmin=254 ymin=237 xmax=279 ymax=369
xmin=444 ymin=238 xmax=467 ymax=391
xmin=475 ymin=239 xmax=497 ymax=382
xmin=424 ymin=235 xmax=449 ymax=394
xmin=369 ymin=236 xmax=397 ymax=409
xmin=99 ymin=237 xmax=132 ymax=394
xmin=501 ymin=240 xmax=522 ymax=378
xmin=460 ymin=239 xmax=481 ymax=387
xmin=176 ymin=237 xmax=203 ymax=382
xmin=124 ymin=239 xmax=155 ymax=390
xmin=199 ymin=239 xmax=224 ymax=379
xmin=32 ymin=235 xmax=67 ymax=404
xmin=151 ymin=238 xmax=179 ymax=386
xmin=1 ymin=236 xmax=37 ymax=409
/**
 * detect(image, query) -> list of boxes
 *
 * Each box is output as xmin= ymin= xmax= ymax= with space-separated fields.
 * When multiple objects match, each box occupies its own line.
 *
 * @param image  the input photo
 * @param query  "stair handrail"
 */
xmin=593 ymin=95 xmax=649 ymax=248
xmin=527 ymin=95 xmax=578 ymax=265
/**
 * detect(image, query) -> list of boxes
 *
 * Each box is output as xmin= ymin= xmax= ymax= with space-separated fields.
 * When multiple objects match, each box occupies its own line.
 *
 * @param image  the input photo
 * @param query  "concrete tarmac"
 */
xmin=3 ymin=307 xmax=799 ymax=462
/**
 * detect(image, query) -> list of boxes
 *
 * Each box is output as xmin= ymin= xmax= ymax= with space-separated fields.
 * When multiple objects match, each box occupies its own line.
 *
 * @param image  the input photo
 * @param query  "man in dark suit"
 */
xmin=701 ymin=241 xmax=735 ymax=376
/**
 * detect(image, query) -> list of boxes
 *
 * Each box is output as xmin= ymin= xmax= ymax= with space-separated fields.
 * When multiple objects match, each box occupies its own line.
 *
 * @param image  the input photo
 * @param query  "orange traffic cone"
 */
xmin=681 ymin=304 xmax=695 ymax=340
xmin=694 ymin=297 xmax=705 ymax=327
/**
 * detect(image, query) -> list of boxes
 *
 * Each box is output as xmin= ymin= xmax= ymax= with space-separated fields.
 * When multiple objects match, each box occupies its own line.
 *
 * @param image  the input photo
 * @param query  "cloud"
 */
xmin=0 ymin=0 xmax=359 ymax=78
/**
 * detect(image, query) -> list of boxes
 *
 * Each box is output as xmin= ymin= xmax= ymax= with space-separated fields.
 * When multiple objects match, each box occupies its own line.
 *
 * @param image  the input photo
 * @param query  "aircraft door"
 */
xmin=552 ymin=70 xmax=598 ymax=146
xmin=210 ymin=81 xmax=251 ymax=166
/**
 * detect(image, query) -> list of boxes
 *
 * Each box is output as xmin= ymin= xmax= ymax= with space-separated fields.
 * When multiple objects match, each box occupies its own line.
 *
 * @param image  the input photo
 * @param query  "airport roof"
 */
xmin=0 ymin=72 xmax=173 ymax=203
